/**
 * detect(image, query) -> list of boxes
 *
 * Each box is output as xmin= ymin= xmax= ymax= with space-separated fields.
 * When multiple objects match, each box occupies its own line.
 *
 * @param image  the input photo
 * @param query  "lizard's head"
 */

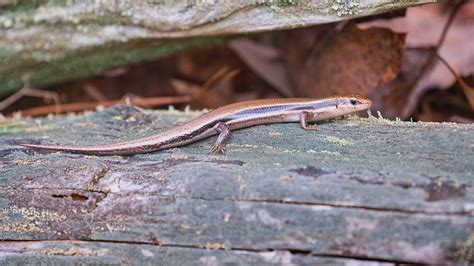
xmin=334 ymin=95 xmax=372 ymax=116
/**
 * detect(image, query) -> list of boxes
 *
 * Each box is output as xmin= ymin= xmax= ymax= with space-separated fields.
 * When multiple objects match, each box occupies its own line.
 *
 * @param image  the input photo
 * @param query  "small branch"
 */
xmin=434 ymin=1 xmax=465 ymax=50
xmin=201 ymin=67 xmax=231 ymax=92
xmin=172 ymin=67 xmax=240 ymax=108
xmin=0 ymin=85 xmax=61 ymax=114
xmin=83 ymin=84 xmax=108 ymax=102
xmin=10 ymin=95 xmax=191 ymax=117
xmin=407 ymin=0 xmax=467 ymax=97
xmin=432 ymin=50 xmax=474 ymax=108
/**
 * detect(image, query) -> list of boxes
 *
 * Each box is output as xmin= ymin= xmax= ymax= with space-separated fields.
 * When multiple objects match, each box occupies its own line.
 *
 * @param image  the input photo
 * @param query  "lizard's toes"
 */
xmin=209 ymin=145 xmax=226 ymax=154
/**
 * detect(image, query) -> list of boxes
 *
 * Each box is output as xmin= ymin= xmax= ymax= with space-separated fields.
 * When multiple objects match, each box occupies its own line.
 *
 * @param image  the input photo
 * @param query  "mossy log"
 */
xmin=0 ymin=106 xmax=472 ymax=264
xmin=0 ymin=0 xmax=439 ymax=95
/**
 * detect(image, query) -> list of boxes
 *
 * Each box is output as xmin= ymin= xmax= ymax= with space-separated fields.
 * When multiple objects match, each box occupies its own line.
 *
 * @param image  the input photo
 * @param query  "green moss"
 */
xmin=325 ymin=136 xmax=353 ymax=147
xmin=0 ymin=36 xmax=228 ymax=96
xmin=456 ymin=235 xmax=474 ymax=263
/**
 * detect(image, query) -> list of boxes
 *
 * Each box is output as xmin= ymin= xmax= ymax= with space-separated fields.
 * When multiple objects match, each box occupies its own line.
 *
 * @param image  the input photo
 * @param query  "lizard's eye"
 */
xmin=350 ymin=99 xmax=357 ymax=105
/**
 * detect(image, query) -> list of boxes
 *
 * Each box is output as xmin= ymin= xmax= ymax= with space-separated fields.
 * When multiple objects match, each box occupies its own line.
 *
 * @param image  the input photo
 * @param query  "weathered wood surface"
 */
xmin=0 ymin=106 xmax=473 ymax=264
xmin=0 ymin=0 xmax=440 ymax=95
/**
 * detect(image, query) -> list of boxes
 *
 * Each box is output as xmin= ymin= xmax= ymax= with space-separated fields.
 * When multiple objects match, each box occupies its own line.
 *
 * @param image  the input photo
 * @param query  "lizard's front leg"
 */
xmin=209 ymin=122 xmax=231 ymax=153
xmin=299 ymin=111 xmax=319 ymax=131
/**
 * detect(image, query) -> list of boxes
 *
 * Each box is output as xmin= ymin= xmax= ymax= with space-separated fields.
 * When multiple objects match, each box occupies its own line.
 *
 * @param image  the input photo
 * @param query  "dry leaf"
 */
xmin=229 ymin=38 xmax=294 ymax=97
xmin=359 ymin=2 xmax=474 ymax=118
xmin=415 ymin=79 xmax=474 ymax=122
xmin=282 ymin=24 xmax=335 ymax=95
xmin=284 ymin=23 xmax=405 ymax=98
xmin=372 ymin=49 xmax=432 ymax=118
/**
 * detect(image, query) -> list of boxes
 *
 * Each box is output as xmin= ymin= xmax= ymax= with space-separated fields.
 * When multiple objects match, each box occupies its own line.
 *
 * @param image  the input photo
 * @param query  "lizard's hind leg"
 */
xmin=209 ymin=123 xmax=231 ymax=153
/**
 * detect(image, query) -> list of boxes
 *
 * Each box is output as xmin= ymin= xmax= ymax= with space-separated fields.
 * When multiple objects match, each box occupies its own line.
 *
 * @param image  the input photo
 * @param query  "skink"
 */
xmin=21 ymin=95 xmax=372 ymax=155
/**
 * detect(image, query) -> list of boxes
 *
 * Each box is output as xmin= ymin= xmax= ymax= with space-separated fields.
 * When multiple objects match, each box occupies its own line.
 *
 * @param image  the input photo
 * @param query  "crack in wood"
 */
xmin=0 ymin=239 xmax=419 ymax=264
xmin=50 ymin=193 xmax=88 ymax=201
xmin=186 ymin=197 xmax=471 ymax=216
xmin=289 ymin=166 xmax=470 ymax=203
xmin=0 ymin=187 xmax=469 ymax=216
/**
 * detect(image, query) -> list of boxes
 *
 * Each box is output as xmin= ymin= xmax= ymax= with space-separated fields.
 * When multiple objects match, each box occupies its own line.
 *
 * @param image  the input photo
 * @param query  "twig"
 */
xmin=197 ymin=66 xmax=240 ymax=93
xmin=0 ymin=84 xmax=61 ymax=114
xmin=434 ymin=1 xmax=464 ymax=50
xmin=201 ymin=67 xmax=230 ymax=92
xmin=213 ymin=68 xmax=240 ymax=88
xmin=431 ymin=50 xmax=474 ymax=108
xmin=193 ymin=67 xmax=240 ymax=101
xmin=407 ymin=1 xmax=467 ymax=99
xmin=10 ymin=95 xmax=191 ymax=117
xmin=405 ymin=1 xmax=472 ymax=109
xmin=83 ymin=84 xmax=108 ymax=102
